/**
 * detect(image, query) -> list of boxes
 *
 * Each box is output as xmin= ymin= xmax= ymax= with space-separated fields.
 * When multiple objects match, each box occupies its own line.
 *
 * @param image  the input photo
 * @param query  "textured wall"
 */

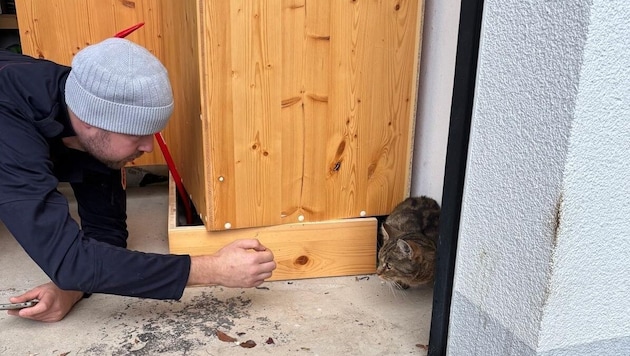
xmin=537 ymin=1 xmax=630 ymax=354
xmin=446 ymin=0 xmax=609 ymax=354
xmin=448 ymin=0 xmax=630 ymax=354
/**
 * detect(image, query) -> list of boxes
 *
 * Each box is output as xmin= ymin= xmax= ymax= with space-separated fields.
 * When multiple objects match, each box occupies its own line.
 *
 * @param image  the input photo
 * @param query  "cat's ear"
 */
xmin=383 ymin=223 xmax=405 ymax=240
xmin=397 ymin=239 xmax=413 ymax=258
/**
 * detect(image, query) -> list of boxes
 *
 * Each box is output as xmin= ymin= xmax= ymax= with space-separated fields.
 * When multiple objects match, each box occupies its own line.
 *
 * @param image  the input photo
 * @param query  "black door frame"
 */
xmin=428 ymin=0 xmax=485 ymax=355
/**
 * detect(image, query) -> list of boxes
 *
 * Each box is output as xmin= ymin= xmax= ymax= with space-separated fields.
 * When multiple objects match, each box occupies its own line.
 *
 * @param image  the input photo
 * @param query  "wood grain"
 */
xmin=168 ymin=176 xmax=377 ymax=281
xmin=197 ymin=0 xmax=423 ymax=230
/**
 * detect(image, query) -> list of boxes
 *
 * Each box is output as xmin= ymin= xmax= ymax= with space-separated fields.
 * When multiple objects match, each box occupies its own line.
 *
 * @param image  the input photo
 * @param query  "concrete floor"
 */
xmin=0 ymin=170 xmax=432 ymax=355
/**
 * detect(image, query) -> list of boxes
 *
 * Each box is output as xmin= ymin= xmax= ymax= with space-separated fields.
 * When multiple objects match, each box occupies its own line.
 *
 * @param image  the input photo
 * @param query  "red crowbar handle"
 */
xmin=114 ymin=22 xmax=194 ymax=224
xmin=114 ymin=22 xmax=145 ymax=39
xmin=155 ymin=133 xmax=193 ymax=224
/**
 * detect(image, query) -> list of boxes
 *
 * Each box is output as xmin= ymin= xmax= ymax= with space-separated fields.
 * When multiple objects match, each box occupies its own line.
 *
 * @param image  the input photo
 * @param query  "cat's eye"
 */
xmin=385 ymin=263 xmax=392 ymax=270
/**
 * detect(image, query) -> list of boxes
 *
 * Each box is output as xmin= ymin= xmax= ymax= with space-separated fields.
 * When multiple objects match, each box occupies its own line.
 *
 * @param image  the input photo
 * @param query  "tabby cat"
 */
xmin=376 ymin=196 xmax=440 ymax=289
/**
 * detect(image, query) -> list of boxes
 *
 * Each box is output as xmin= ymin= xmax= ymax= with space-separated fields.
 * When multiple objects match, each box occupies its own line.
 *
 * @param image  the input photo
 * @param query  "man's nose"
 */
xmin=139 ymin=135 xmax=154 ymax=153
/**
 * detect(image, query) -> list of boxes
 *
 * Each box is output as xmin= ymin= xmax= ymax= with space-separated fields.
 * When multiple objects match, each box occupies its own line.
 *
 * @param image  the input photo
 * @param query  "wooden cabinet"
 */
xmin=195 ymin=0 xmax=423 ymax=230
xmin=15 ymin=1 xmax=424 ymax=277
xmin=17 ymin=0 xmax=423 ymax=231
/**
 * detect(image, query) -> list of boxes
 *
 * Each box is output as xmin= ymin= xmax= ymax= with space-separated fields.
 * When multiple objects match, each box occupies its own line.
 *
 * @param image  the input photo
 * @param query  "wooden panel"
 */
xmin=168 ymin=176 xmax=377 ymax=281
xmin=157 ymin=0 xmax=203 ymax=201
xmin=14 ymin=0 xmax=200 ymax=167
xmin=196 ymin=0 xmax=423 ymax=230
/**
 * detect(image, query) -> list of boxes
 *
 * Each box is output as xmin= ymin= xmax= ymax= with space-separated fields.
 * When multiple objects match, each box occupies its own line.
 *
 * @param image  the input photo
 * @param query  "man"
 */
xmin=0 ymin=38 xmax=277 ymax=322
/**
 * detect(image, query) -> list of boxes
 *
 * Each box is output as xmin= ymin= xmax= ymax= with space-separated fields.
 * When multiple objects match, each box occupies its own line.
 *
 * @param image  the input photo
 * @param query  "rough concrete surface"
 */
xmin=0 ymin=178 xmax=431 ymax=355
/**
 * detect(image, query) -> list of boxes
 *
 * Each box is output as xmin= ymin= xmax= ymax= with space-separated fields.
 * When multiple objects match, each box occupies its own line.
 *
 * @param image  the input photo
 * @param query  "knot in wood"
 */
xmin=295 ymin=255 xmax=309 ymax=265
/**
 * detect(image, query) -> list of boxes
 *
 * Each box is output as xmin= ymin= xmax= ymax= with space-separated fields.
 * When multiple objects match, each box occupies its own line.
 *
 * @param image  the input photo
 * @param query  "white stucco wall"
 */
xmin=537 ymin=2 xmax=630 ymax=354
xmin=410 ymin=0 xmax=460 ymax=203
xmin=447 ymin=0 xmax=630 ymax=355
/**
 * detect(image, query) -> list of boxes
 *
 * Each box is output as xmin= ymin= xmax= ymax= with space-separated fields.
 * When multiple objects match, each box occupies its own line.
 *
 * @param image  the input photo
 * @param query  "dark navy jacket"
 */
xmin=0 ymin=50 xmax=190 ymax=299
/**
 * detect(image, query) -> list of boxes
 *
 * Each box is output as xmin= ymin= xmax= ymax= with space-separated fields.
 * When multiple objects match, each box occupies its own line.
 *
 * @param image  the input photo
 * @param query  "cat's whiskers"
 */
xmin=384 ymin=281 xmax=407 ymax=300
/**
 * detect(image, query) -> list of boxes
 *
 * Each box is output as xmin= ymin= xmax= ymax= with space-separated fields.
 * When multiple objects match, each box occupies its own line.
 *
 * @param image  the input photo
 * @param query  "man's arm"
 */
xmin=8 ymin=238 xmax=276 ymax=322
xmin=0 ymin=118 xmax=191 ymax=299
xmin=70 ymin=166 xmax=128 ymax=248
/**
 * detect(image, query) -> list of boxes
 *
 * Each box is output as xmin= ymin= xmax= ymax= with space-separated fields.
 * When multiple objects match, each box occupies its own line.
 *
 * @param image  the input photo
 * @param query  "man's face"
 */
xmin=77 ymin=128 xmax=154 ymax=169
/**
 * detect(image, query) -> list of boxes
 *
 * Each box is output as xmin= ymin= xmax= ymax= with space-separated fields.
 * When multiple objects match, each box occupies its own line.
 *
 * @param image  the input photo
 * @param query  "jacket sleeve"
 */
xmin=0 ymin=112 xmax=191 ymax=300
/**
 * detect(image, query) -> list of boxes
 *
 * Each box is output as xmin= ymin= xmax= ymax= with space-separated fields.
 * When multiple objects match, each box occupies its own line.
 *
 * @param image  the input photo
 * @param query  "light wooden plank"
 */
xmin=363 ymin=0 xmax=423 ymax=213
xmin=168 ymin=176 xmax=377 ymax=281
xmin=156 ymin=0 xmax=203 ymax=211
xmin=197 ymin=0 xmax=235 ymax=228
xmin=301 ymin=0 xmax=331 ymax=223
xmin=279 ymin=0 xmax=306 ymax=223
xmin=231 ymin=0 xmax=284 ymax=228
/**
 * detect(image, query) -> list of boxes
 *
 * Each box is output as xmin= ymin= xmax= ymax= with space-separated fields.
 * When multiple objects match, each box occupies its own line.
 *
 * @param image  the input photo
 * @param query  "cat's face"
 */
xmin=376 ymin=235 xmax=435 ymax=288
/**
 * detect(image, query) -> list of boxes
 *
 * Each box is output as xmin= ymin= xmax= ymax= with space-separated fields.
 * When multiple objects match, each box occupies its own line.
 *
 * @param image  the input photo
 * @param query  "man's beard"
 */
xmin=78 ymin=131 xmax=143 ymax=169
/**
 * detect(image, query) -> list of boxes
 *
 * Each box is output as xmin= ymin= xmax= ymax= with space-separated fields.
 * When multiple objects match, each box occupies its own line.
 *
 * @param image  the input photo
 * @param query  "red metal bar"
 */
xmin=113 ymin=23 xmax=194 ymax=224
xmin=155 ymin=133 xmax=193 ymax=224
xmin=114 ymin=22 xmax=145 ymax=39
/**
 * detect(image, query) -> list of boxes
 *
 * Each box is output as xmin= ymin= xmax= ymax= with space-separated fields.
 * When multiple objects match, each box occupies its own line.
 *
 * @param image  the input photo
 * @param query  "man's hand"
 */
xmin=189 ymin=239 xmax=276 ymax=288
xmin=6 ymin=282 xmax=83 ymax=322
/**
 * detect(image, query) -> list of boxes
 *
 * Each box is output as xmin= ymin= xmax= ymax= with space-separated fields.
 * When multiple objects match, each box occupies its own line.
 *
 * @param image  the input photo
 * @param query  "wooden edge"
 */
xmin=167 ymin=175 xmax=377 ymax=281
xmin=405 ymin=1 xmax=426 ymax=198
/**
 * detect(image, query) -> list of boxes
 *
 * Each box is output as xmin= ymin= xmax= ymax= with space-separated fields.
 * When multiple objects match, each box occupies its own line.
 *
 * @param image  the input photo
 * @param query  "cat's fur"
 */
xmin=376 ymin=196 xmax=440 ymax=289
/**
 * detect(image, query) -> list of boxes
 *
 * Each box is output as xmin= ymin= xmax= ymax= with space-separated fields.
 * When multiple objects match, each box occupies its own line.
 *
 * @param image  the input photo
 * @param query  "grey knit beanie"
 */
xmin=65 ymin=38 xmax=174 ymax=136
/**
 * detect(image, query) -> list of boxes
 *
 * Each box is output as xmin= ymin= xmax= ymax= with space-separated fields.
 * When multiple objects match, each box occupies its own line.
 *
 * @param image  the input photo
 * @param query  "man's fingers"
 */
xmin=259 ymin=260 xmax=277 ymax=272
xmin=234 ymin=238 xmax=273 ymax=253
xmin=17 ymin=302 xmax=45 ymax=318
xmin=6 ymin=309 xmax=18 ymax=317
xmin=251 ymin=243 xmax=269 ymax=252
xmin=233 ymin=238 xmax=263 ymax=250
xmin=6 ymin=301 xmax=42 ymax=319
xmin=9 ymin=289 xmax=40 ymax=303
xmin=255 ymin=252 xmax=275 ymax=265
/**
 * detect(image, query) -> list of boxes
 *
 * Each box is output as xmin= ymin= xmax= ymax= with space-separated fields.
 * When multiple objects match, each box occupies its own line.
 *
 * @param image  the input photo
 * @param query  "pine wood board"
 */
xmin=167 ymin=176 xmax=377 ymax=281
xmin=196 ymin=0 xmax=424 ymax=230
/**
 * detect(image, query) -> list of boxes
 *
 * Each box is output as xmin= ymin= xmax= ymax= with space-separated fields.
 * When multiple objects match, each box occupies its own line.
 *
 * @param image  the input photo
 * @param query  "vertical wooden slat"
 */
xmin=364 ymin=0 xmax=422 ymax=214
xmin=364 ymin=0 xmax=421 ymax=218
xmin=302 ymin=0 xmax=331 ymax=222
xmin=198 ymin=0 xmax=236 ymax=228
xmin=16 ymin=1 xmax=88 ymax=61
xmin=158 ymin=0 xmax=202 ymax=222
xmin=279 ymin=0 xmax=306 ymax=223
xmin=232 ymin=0 xmax=283 ymax=227
xmin=326 ymin=0 xmax=361 ymax=218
